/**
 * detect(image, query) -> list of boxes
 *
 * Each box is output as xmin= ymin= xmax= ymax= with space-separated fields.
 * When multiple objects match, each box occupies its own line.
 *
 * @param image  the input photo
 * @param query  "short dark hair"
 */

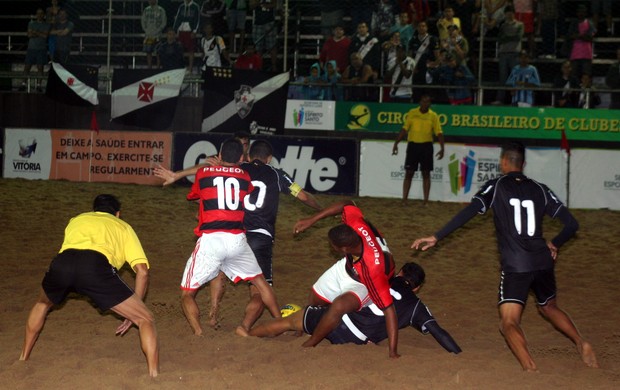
xmin=400 ymin=262 xmax=426 ymax=289
xmin=234 ymin=130 xmax=251 ymax=141
xmin=248 ymin=139 xmax=273 ymax=160
xmin=93 ymin=194 xmax=121 ymax=215
xmin=328 ymin=224 xmax=361 ymax=248
xmin=220 ymin=138 xmax=244 ymax=163
xmin=501 ymin=141 xmax=525 ymax=168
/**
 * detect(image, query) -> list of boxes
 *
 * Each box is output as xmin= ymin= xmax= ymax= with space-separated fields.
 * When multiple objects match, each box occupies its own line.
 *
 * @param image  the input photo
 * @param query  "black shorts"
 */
xmin=405 ymin=142 xmax=434 ymax=172
xmin=246 ymin=231 xmax=274 ymax=284
xmin=42 ymin=249 xmax=134 ymax=311
xmin=498 ymin=269 xmax=557 ymax=306
xmin=302 ymin=305 xmax=366 ymax=345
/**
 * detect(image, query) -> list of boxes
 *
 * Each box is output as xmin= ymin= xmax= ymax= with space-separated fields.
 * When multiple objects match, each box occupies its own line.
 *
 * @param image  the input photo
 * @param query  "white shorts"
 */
xmin=181 ymin=232 xmax=263 ymax=290
xmin=312 ymin=258 xmax=371 ymax=309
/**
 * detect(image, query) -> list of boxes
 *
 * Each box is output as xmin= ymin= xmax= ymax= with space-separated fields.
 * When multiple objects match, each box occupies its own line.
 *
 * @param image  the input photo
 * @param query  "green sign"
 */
xmin=336 ymin=102 xmax=620 ymax=142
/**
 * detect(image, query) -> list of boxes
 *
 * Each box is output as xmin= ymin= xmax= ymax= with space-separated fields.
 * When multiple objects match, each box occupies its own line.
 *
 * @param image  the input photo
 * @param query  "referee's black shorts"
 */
xmin=405 ymin=142 xmax=434 ymax=172
xmin=42 ymin=249 xmax=134 ymax=311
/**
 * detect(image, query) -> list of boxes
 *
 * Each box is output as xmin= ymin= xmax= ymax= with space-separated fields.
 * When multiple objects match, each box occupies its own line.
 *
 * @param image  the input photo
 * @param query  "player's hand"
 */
xmin=293 ymin=218 xmax=314 ymax=235
xmin=153 ymin=165 xmax=177 ymax=186
xmin=206 ymin=155 xmax=222 ymax=166
xmin=436 ymin=148 xmax=444 ymax=160
xmin=392 ymin=144 xmax=398 ymax=155
xmin=547 ymin=241 xmax=558 ymax=261
xmin=411 ymin=236 xmax=437 ymax=251
xmin=116 ymin=319 xmax=133 ymax=336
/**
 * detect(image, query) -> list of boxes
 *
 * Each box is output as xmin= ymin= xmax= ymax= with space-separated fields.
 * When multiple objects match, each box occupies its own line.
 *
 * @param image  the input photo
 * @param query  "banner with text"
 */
xmin=172 ymin=133 xmax=357 ymax=195
xmin=338 ymin=103 xmax=620 ymax=142
xmin=570 ymin=149 xmax=620 ymax=210
xmin=360 ymin=141 xmax=567 ymax=203
xmin=3 ymin=128 xmax=171 ymax=185
xmin=284 ymin=100 xmax=336 ymax=130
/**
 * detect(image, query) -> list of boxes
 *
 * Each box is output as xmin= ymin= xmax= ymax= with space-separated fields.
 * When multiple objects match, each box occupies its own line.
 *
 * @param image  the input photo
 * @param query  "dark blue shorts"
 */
xmin=246 ymin=231 xmax=274 ymax=284
xmin=498 ymin=268 xmax=557 ymax=307
xmin=42 ymin=249 xmax=134 ymax=311
xmin=405 ymin=142 xmax=434 ymax=172
xmin=303 ymin=305 xmax=366 ymax=345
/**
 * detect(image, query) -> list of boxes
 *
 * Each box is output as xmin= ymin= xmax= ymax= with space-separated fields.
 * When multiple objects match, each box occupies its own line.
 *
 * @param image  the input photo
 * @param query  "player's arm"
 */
xmin=393 ymin=128 xmax=408 ymax=155
xmin=425 ymin=321 xmax=462 ymax=354
xmin=435 ymin=132 xmax=445 ymax=160
xmin=154 ymin=158 xmax=218 ymax=186
xmin=383 ymin=305 xmax=400 ymax=358
xmin=289 ymin=182 xmax=322 ymax=210
xmin=293 ymin=200 xmax=354 ymax=234
xmin=411 ymin=199 xmax=482 ymax=250
xmin=548 ymin=206 xmax=579 ymax=260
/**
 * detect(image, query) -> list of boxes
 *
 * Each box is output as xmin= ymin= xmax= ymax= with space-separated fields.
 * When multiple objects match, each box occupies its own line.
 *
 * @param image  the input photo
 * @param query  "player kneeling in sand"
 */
xmin=238 ymin=262 xmax=462 ymax=354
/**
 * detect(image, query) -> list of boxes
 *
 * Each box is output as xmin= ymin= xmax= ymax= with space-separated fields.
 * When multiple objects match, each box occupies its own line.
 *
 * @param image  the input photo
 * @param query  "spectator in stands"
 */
xmin=319 ymin=25 xmax=351 ymax=74
xmin=157 ymin=27 xmax=186 ymax=70
xmin=234 ymin=41 xmax=263 ymax=70
xmin=513 ymin=0 xmax=535 ymax=56
xmin=505 ymin=50 xmax=540 ymax=107
xmin=49 ymin=9 xmax=73 ymax=65
xmin=319 ymin=1 xmax=345 ymax=40
xmin=493 ymin=6 xmax=523 ymax=105
xmin=408 ymin=20 xmax=440 ymax=102
xmin=349 ymin=22 xmax=381 ymax=74
xmin=250 ymin=0 xmax=279 ymax=72
xmin=436 ymin=5 xmax=461 ymax=45
xmin=351 ymin=0 xmax=376 ymax=31
xmin=443 ymin=25 xmax=469 ymax=66
xmin=173 ymin=0 xmax=200 ymax=72
xmin=552 ymin=60 xmax=580 ymax=108
xmin=451 ymin=0 xmax=480 ymax=41
xmin=372 ymin=0 xmax=400 ymax=40
xmin=45 ymin=0 xmax=62 ymax=60
xmin=536 ymin=0 xmax=558 ymax=59
xmin=141 ymin=0 xmax=167 ymax=69
xmin=577 ymin=73 xmax=601 ymax=109
xmin=591 ymin=0 xmax=613 ymax=36
xmin=430 ymin=52 xmax=476 ymax=105
xmin=605 ymin=48 xmax=620 ymax=109
xmin=303 ymin=63 xmax=324 ymax=100
xmin=200 ymin=22 xmax=230 ymax=70
xmin=322 ymin=60 xmax=343 ymax=101
xmin=225 ymin=0 xmax=247 ymax=53
xmin=21 ymin=8 xmax=49 ymax=92
xmin=382 ymin=31 xmax=404 ymax=76
xmin=403 ymin=0 xmax=431 ymax=22
xmin=390 ymin=12 xmax=415 ymax=49
xmin=342 ymin=52 xmax=377 ymax=102
xmin=201 ymin=0 xmax=227 ymax=36
xmin=386 ymin=45 xmax=415 ymax=103
xmin=566 ymin=5 xmax=596 ymax=81
xmin=481 ymin=0 xmax=507 ymax=35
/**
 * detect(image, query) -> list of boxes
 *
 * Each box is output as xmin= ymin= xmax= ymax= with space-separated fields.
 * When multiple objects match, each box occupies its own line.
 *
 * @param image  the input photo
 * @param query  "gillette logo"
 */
xmin=448 ymin=150 xmax=476 ymax=195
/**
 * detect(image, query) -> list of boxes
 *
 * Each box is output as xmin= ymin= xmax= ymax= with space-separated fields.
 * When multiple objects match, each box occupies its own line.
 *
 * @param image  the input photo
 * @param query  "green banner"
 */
xmin=336 ymin=102 xmax=620 ymax=142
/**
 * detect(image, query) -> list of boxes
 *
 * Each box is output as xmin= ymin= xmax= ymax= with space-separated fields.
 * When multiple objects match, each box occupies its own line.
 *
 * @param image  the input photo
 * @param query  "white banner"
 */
xmin=570 ymin=149 xmax=620 ymax=210
xmin=3 ymin=128 xmax=52 ymax=179
xmin=284 ymin=100 xmax=336 ymax=130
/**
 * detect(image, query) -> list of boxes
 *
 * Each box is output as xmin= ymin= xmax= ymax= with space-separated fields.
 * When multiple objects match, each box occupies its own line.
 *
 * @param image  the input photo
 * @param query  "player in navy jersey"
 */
xmin=237 ymin=262 xmax=461 ymax=354
xmin=180 ymin=138 xmax=281 ymax=336
xmin=411 ymin=142 xmax=598 ymax=371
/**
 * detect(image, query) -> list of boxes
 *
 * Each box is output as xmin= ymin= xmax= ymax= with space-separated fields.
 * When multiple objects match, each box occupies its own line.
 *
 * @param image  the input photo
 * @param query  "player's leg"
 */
xmin=20 ymin=289 xmax=54 ymax=361
xmin=249 ymin=275 xmax=281 ymax=319
xmin=181 ymin=289 xmax=203 ymax=336
xmin=241 ymin=233 xmax=272 ymax=330
xmin=498 ymin=302 xmax=537 ymax=371
xmin=241 ymin=284 xmax=264 ymax=331
xmin=402 ymin=142 xmax=416 ymax=202
xmin=302 ymin=292 xmax=360 ymax=347
xmin=239 ymin=309 xmax=303 ymax=338
xmin=420 ymin=142 xmax=434 ymax=205
xmin=110 ymin=295 xmax=159 ymax=377
xmin=421 ymin=170 xmax=431 ymax=204
xmin=208 ymin=272 xmax=226 ymax=329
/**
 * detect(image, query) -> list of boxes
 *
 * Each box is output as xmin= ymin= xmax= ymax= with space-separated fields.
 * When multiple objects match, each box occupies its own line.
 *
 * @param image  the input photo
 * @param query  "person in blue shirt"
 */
xmin=505 ymin=50 xmax=540 ymax=107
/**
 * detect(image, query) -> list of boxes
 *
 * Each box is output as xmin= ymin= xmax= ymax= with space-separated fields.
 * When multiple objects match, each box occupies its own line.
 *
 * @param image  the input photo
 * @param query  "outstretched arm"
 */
xmin=384 ymin=305 xmax=400 ymax=358
xmin=154 ymin=156 xmax=220 ymax=186
xmin=293 ymin=200 xmax=354 ymax=234
xmin=296 ymin=189 xmax=322 ymax=211
xmin=425 ymin=321 xmax=462 ymax=354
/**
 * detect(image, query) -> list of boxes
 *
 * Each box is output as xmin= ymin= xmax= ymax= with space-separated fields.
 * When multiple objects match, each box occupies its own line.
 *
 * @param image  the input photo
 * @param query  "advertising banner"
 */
xmin=3 ymin=128 xmax=172 ymax=185
xmin=570 ymin=149 xmax=620 ymax=210
xmin=284 ymin=100 xmax=336 ymax=130
xmin=172 ymin=133 xmax=358 ymax=195
xmin=337 ymin=102 xmax=620 ymax=142
xmin=360 ymin=141 xmax=567 ymax=203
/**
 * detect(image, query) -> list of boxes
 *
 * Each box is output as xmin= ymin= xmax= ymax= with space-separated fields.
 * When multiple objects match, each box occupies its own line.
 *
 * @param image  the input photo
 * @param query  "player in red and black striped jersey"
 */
xmin=294 ymin=201 xmax=399 ymax=358
xmin=412 ymin=141 xmax=598 ymax=371
xmin=180 ymin=138 xmax=281 ymax=336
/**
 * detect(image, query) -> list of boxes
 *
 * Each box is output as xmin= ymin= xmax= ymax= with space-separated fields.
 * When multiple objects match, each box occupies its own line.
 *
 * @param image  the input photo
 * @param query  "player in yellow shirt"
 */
xmin=19 ymin=194 xmax=159 ymax=377
xmin=392 ymin=94 xmax=445 ymax=205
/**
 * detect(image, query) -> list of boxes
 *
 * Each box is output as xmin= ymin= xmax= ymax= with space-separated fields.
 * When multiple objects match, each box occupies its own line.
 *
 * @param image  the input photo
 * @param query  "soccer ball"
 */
xmin=280 ymin=303 xmax=302 ymax=318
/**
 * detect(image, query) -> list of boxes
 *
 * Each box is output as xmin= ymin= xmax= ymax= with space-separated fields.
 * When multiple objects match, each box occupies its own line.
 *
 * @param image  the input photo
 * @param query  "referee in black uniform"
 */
xmin=412 ymin=141 xmax=598 ymax=371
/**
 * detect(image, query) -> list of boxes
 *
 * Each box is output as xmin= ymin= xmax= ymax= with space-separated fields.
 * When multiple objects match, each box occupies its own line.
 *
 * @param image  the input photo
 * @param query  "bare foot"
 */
xmin=208 ymin=307 xmax=220 ymax=330
xmin=235 ymin=326 xmax=249 ymax=337
xmin=579 ymin=341 xmax=599 ymax=368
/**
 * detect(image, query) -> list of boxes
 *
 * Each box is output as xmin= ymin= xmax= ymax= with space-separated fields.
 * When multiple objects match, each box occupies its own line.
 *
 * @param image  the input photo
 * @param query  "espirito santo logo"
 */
xmin=292 ymin=106 xmax=305 ymax=127
xmin=347 ymin=104 xmax=371 ymax=129
xmin=448 ymin=151 xmax=477 ymax=196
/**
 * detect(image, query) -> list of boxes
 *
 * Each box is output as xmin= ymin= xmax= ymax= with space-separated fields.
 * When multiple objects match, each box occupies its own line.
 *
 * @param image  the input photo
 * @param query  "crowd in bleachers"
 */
xmin=3 ymin=0 xmax=620 ymax=108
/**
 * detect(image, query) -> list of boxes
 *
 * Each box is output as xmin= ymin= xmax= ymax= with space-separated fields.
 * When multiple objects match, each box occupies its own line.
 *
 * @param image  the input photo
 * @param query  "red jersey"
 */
xmin=187 ymin=165 xmax=254 ymax=236
xmin=234 ymin=53 xmax=263 ymax=70
xmin=341 ymin=205 xmax=395 ymax=310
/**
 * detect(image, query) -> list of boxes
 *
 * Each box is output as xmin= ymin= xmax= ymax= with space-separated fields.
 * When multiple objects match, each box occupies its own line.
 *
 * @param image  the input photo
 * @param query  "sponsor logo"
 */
xmin=603 ymin=174 xmax=620 ymax=190
xmin=234 ymin=85 xmax=255 ymax=118
xmin=347 ymin=104 xmax=371 ymax=129
xmin=293 ymin=106 xmax=305 ymax=127
xmin=448 ymin=150 xmax=477 ymax=195
xmin=18 ymin=138 xmax=37 ymax=158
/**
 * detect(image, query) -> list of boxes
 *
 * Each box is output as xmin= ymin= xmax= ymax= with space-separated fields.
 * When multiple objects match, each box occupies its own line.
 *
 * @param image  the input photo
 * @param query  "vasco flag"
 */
xmin=202 ymin=68 xmax=289 ymax=134
xmin=46 ymin=62 xmax=98 ymax=106
xmin=111 ymin=68 xmax=185 ymax=130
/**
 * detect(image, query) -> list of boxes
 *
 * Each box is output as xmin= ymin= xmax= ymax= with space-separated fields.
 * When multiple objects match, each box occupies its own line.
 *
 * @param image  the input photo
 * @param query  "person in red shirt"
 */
xmin=293 ymin=200 xmax=399 ymax=358
xmin=180 ymin=138 xmax=281 ymax=336
xmin=234 ymin=41 xmax=263 ymax=70
xmin=319 ymin=25 xmax=351 ymax=73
